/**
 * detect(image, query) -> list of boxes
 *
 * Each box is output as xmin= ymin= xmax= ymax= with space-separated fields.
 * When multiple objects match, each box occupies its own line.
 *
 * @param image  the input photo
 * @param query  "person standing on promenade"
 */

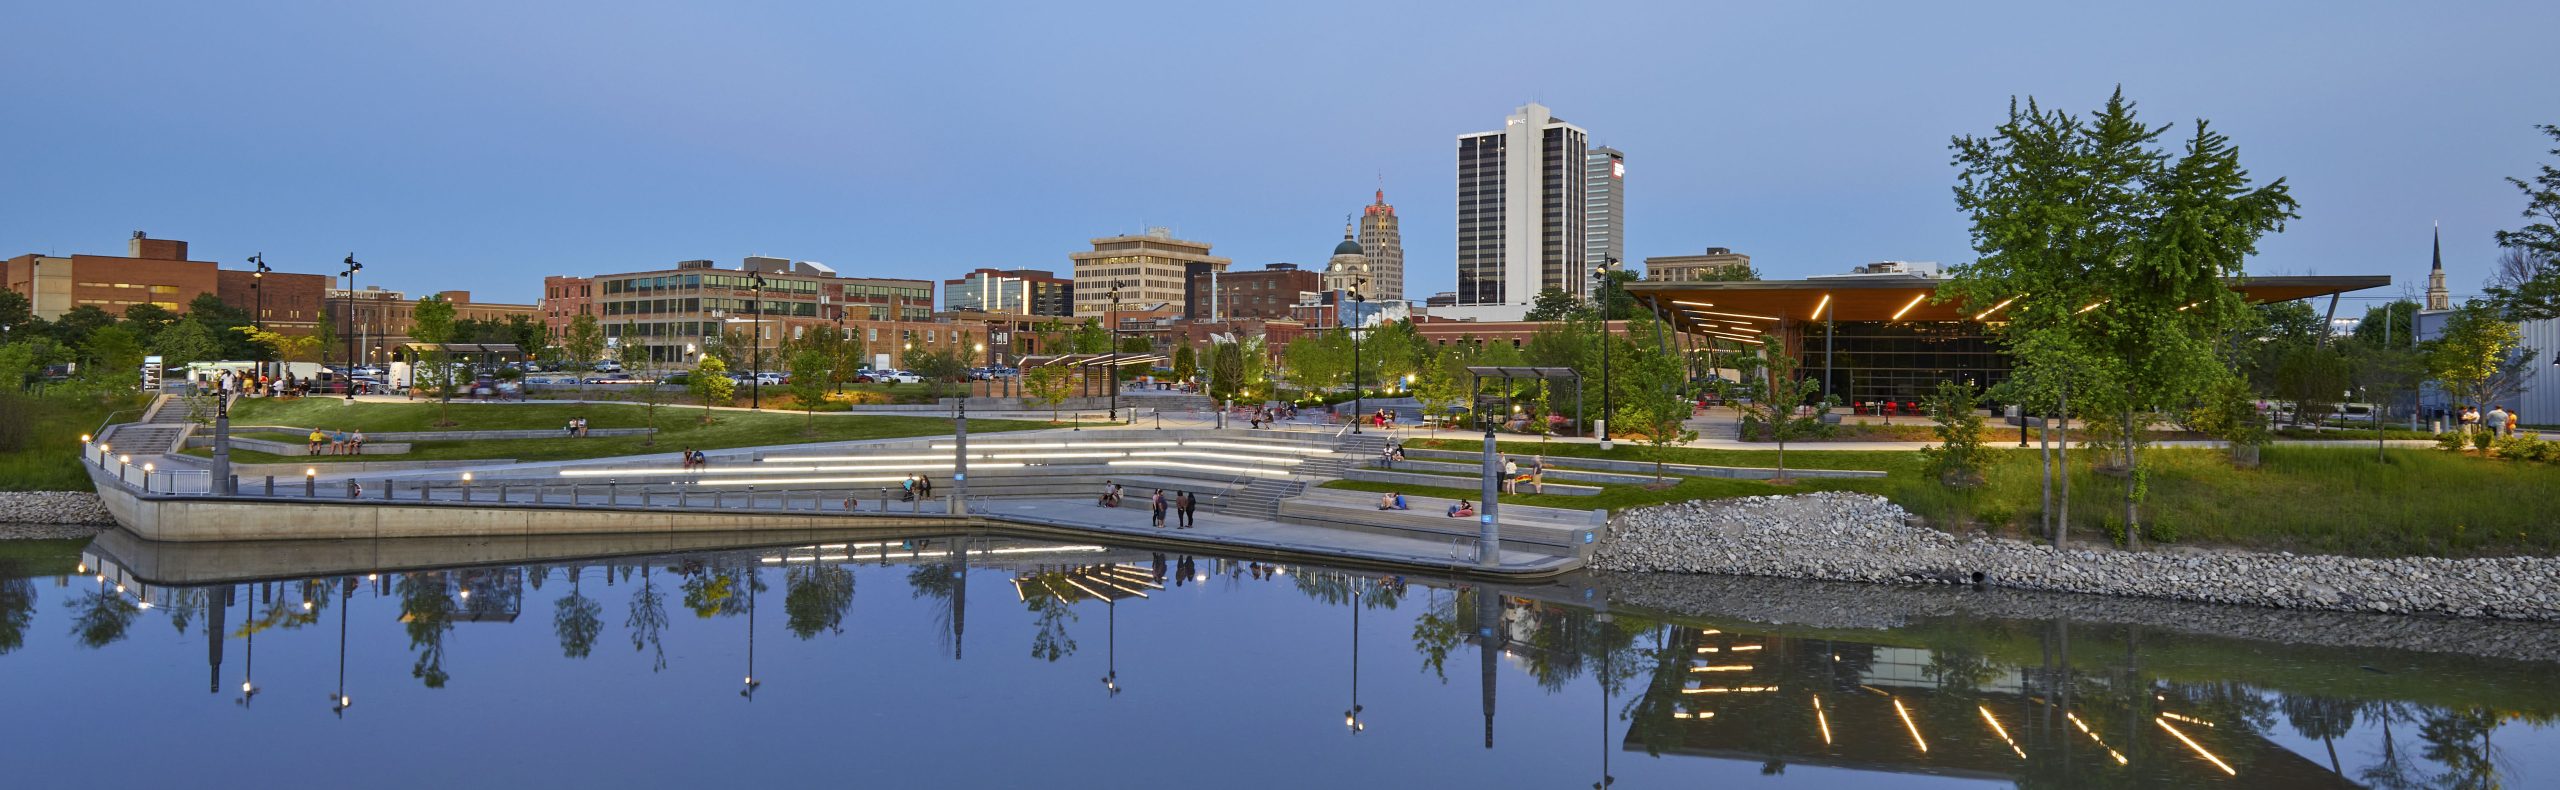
xmin=1177 ymin=490 xmax=1196 ymax=529
xmin=1150 ymin=489 xmax=1168 ymax=528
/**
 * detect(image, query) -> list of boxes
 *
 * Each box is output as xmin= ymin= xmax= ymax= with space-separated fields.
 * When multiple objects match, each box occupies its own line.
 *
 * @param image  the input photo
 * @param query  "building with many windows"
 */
xmin=567 ymin=258 xmax=951 ymax=369
xmin=540 ymin=275 xmax=594 ymax=342
xmin=1451 ymin=103 xmax=1589 ymax=321
xmin=1585 ymin=146 xmax=1625 ymax=295
xmin=1068 ymin=228 xmax=1230 ymax=319
xmin=1358 ymin=190 xmax=1404 ymax=303
xmin=1644 ymin=248 xmax=1752 ymax=282
xmin=1192 ymin=263 xmax=1320 ymax=321
xmin=6 ymin=233 xmax=327 ymax=336
xmin=323 ymin=288 xmax=536 ymax=367
xmin=942 ymin=267 xmax=1073 ymax=317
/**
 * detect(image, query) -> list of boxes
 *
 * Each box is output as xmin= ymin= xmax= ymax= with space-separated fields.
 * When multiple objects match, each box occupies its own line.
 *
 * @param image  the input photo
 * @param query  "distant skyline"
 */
xmin=5 ymin=1 xmax=2555 ymax=307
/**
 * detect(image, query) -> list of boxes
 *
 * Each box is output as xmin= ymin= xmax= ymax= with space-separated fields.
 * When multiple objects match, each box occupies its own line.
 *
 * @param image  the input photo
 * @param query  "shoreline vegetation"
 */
xmin=1369 ymin=438 xmax=2560 ymax=558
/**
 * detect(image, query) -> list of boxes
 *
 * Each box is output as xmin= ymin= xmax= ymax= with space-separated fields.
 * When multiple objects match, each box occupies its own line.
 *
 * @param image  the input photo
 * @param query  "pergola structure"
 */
xmin=1019 ymin=352 xmax=1170 ymax=399
xmin=1466 ymin=365 xmax=1584 ymax=436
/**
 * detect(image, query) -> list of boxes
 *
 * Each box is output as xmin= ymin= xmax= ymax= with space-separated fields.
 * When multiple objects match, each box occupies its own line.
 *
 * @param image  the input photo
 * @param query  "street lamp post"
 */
xmin=1597 ymin=257 xmax=1617 ymax=450
xmin=1108 ymin=281 xmax=1124 ymax=424
xmin=248 ymin=254 xmax=269 ymax=378
xmin=750 ymin=271 xmax=766 ymax=410
xmin=1350 ymin=277 xmax=1367 ymax=435
xmin=340 ymin=254 xmax=361 ymax=401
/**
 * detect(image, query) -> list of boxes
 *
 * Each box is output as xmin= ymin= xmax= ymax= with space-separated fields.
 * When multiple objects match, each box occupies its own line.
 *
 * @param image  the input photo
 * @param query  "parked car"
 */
xmin=876 ymin=371 xmax=921 ymax=384
xmin=591 ymin=361 xmax=623 ymax=373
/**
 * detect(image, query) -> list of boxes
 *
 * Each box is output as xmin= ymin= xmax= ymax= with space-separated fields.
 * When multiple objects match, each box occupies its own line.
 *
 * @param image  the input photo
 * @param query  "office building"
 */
xmin=559 ymin=258 xmax=949 ymax=368
xmin=1358 ymin=190 xmax=1404 ymax=302
xmin=1645 ymin=248 xmax=1753 ymax=282
xmin=1068 ymin=228 xmax=1230 ymax=319
xmin=1451 ymin=102 xmax=1589 ymax=321
xmin=943 ymin=268 xmax=1074 ymax=317
xmin=1193 ymin=263 xmax=1320 ymax=321
xmin=1585 ymin=146 xmax=1625 ymax=294
xmin=5 ymin=232 xmax=327 ymax=334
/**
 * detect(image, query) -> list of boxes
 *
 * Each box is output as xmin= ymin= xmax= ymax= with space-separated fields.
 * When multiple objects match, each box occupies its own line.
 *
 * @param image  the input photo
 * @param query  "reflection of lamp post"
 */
xmin=1344 ymin=592 xmax=1364 ymax=734
xmin=741 ymin=564 xmax=761 ymax=700
xmin=1349 ymin=277 xmax=1367 ymax=435
xmin=1099 ymin=598 xmax=1119 ymax=697
xmin=332 ymin=577 xmax=353 ymax=717
xmin=237 ymin=590 xmax=259 ymax=707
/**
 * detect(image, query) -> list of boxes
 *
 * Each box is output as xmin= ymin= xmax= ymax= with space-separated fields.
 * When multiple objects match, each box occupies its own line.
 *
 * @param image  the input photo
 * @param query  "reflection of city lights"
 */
xmin=2157 ymin=717 xmax=2235 ymax=776
xmin=1727 ymin=644 xmax=1762 ymax=651
xmin=1894 ymin=698 xmax=1928 ymax=753
xmin=2068 ymin=712 xmax=2130 ymax=765
xmin=1698 ymin=629 xmax=1720 ymax=635
xmin=1813 ymin=696 xmax=1832 ymax=745
xmin=1670 ymin=711 xmax=1715 ymax=720
xmin=2161 ymin=711 xmax=2216 ymax=728
xmin=1680 ymin=686 xmax=1777 ymax=694
xmin=1979 ymin=706 xmax=2025 ymax=759
xmin=1688 ymin=665 xmax=1753 ymax=672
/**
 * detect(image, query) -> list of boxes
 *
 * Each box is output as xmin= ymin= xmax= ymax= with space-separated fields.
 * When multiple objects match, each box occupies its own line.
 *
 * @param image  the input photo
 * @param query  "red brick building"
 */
xmin=6 ymin=232 xmax=330 ymax=336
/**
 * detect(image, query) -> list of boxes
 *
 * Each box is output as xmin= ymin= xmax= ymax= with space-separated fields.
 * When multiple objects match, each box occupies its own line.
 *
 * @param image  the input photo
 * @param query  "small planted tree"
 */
xmin=620 ymin=375 xmax=671 ymax=446
xmin=410 ymin=296 xmax=460 ymax=426
xmin=786 ymin=349 xmax=831 ymax=434
xmin=688 ymin=355 xmax=733 ymax=423
xmin=1023 ymin=365 xmax=1072 ymax=423
xmin=1709 ymin=334 xmax=1830 ymax=482
xmin=1621 ymin=325 xmax=1698 ymax=482
xmin=1917 ymin=379 xmax=1988 ymax=486
xmin=562 ymin=314 xmax=605 ymax=398
xmin=1207 ymin=341 xmax=1245 ymax=404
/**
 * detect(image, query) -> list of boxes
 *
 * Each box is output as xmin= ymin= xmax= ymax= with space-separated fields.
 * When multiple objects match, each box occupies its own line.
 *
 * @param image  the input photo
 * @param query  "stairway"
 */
xmin=1221 ymin=478 xmax=1304 ymax=520
xmin=1689 ymin=414 xmax=1740 ymax=442
xmin=103 ymin=394 xmax=206 ymax=456
xmin=1315 ymin=433 xmax=1391 ymax=478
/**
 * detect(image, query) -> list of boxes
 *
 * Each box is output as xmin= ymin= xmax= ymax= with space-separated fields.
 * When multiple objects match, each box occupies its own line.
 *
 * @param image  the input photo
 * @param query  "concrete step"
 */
xmin=1398 ymin=447 xmax=1883 ymax=480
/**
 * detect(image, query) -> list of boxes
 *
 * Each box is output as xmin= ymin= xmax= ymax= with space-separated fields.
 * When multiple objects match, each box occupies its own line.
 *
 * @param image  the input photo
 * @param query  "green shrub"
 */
xmin=2144 ymin=518 xmax=2179 ymax=544
xmin=2100 ymin=517 xmax=2129 ymax=547
xmin=2439 ymin=431 xmax=2471 ymax=452
xmin=1974 ymin=502 xmax=2016 ymax=530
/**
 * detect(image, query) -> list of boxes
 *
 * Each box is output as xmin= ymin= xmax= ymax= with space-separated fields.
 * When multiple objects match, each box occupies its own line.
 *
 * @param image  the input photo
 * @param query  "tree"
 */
xmin=2350 ymin=299 xmax=2419 ymax=351
xmin=120 ymin=303 xmax=179 ymax=347
xmin=50 ymin=305 xmax=116 ymax=352
xmin=562 ymin=313 xmax=603 ymax=399
xmin=502 ymin=315 xmax=547 ymax=357
xmin=410 ymin=296 xmax=460 ymax=426
xmin=1917 ymin=380 xmax=1988 ymax=486
xmin=233 ymin=326 xmax=319 ymax=370
xmin=1522 ymin=287 xmax=1586 ymax=322
xmin=311 ymin=306 xmax=338 ymax=367
xmin=785 ymin=349 xmax=831 ymax=434
xmin=1595 ymin=268 xmax=1643 ymax=321
xmin=687 ymin=355 xmax=733 ymax=422
xmin=1171 ymin=344 xmax=1197 ymax=384
xmin=151 ymin=320 xmax=222 ymax=368
xmin=1280 ymin=332 xmax=1348 ymax=398
xmin=1207 ymin=340 xmax=1245 ymax=404
xmin=83 ymin=325 xmax=142 ymax=394
xmin=908 ymin=345 xmax=972 ymax=399
xmin=2271 ymin=343 xmax=2353 ymax=427
xmin=2485 ymin=124 xmax=2560 ymax=320
xmin=1364 ymin=319 xmax=1424 ymax=390
xmin=2423 ymin=302 xmax=2528 ymax=424
xmin=0 ymin=291 xmax=33 ymax=344
xmin=1023 ymin=365 xmax=1073 ymax=423
xmin=783 ymin=563 xmax=855 ymax=639
xmin=1708 ymin=334 xmax=1830 ymax=481
xmin=619 ymin=374 xmax=672 ymax=445
xmin=1944 ymin=89 xmax=2295 ymax=542
xmin=2350 ymin=341 xmax=2422 ymax=461
xmin=1412 ymin=342 xmax=1472 ymax=432
xmin=1070 ymin=318 xmax=1112 ymax=354
xmin=1620 ymin=320 xmax=1699 ymax=481
xmin=553 ymin=583 xmax=603 ymax=659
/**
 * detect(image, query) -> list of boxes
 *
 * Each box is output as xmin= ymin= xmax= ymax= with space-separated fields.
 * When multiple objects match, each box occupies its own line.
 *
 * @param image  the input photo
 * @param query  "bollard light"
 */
xmin=99 ymin=443 xmax=109 ymax=453
xmin=119 ymin=454 xmax=131 ymax=465
xmin=461 ymin=472 xmax=473 ymax=482
xmin=306 ymin=468 xmax=317 ymax=478
xmin=80 ymin=433 xmax=92 ymax=443
xmin=143 ymin=463 xmax=154 ymax=473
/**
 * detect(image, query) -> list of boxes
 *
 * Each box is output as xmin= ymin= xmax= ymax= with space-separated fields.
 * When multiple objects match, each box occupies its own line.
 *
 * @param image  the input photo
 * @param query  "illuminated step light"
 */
xmin=1106 ymin=460 xmax=1294 ymax=477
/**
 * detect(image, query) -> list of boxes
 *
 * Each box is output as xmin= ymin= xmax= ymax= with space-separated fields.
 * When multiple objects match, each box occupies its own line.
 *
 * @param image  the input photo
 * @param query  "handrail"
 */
xmin=92 ymin=408 xmax=138 ymax=441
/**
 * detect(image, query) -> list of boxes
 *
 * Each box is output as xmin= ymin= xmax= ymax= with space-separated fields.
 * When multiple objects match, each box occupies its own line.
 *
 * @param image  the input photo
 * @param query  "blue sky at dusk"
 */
xmin=5 ymin=1 xmax=2555 ymax=306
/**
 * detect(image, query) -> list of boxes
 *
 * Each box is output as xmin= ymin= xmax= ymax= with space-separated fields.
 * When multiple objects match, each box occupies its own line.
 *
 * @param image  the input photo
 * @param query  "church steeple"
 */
xmin=2424 ymin=221 xmax=2452 ymax=312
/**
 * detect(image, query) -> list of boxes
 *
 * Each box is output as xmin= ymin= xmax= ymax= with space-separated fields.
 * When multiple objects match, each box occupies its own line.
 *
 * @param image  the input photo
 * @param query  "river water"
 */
xmin=3 ymin=529 xmax=2554 ymax=788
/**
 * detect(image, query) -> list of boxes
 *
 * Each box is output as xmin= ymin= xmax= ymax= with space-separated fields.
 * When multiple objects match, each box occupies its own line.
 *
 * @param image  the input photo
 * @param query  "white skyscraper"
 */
xmin=1448 ymin=102 xmax=1589 ymax=321
xmin=1585 ymin=146 xmax=1625 ymax=296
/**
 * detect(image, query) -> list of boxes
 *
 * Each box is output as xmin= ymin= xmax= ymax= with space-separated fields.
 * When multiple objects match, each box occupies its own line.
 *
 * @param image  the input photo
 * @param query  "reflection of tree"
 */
xmin=908 ymin=562 xmax=956 ymax=648
xmin=626 ymin=567 xmax=669 ymax=672
xmin=1619 ymin=623 xmax=1695 ymax=757
xmin=785 ymin=563 xmax=855 ymax=640
xmin=2418 ymin=706 xmax=2504 ymax=788
xmin=2281 ymin=694 xmax=2364 ymax=775
xmin=66 ymin=587 xmax=141 ymax=648
xmin=396 ymin=574 xmax=454 ymax=687
xmin=0 ymin=573 xmax=36 ymax=655
xmin=678 ymin=560 xmax=759 ymax=619
xmin=163 ymin=587 xmax=206 ymax=636
xmin=1018 ymin=574 xmax=1077 ymax=662
xmin=1409 ymin=588 xmax=1465 ymax=682
xmin=1291 ymin=569 xmax=1405 ymax=611
xmin=554 ymin=569 xmax=603 ymax=659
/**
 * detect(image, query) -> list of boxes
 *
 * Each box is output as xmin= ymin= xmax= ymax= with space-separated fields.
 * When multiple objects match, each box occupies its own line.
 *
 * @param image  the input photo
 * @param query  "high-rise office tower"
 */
xmin=1452 ymin=102 xmax=1588 ymax=320
xmin=1359 ymin=189 xmax=1404 ymax=303
xmin=1584 ymin=146 xmax=1625 ymax=296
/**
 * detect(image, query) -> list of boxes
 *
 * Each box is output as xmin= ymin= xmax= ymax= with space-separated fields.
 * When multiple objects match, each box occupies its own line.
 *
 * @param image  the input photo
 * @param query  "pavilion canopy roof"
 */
xmin=1620 ymin=275 xmax=2390 ymax=337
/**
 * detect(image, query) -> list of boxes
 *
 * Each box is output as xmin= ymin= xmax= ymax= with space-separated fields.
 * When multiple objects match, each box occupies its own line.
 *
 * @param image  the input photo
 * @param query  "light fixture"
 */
xmin=2157 ymin=717 xmax=2235 ymax=775
xmin=1811 ymin=294 xmax=1832 ymax=320
xmin=460 ymin=472 xmax=473 ymax=482
xmin=2077 ymin=299 xmax=2106 ymax=314
xmin=80 ymin=433 xmax=91 ymax=443
xmin=1889 ymin=294 xmax=1927 ymax=321
xmin=1894 ymin=698 xmax=1928 ymax=753
xmin=1972 ymin=295 xmax=2021 ymax=320
xmin=1682 ymin=308 xmax=1779 ymax=321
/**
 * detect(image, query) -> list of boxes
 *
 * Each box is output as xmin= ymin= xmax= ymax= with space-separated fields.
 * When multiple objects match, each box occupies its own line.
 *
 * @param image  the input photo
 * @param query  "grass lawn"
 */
xmin=2 ymin=393 xmax=149 ymax=492
xmin=1392 ymin=438 xmax=2560 ymax=557
xmin=187 ymin=399 xmax=1064 ymax=464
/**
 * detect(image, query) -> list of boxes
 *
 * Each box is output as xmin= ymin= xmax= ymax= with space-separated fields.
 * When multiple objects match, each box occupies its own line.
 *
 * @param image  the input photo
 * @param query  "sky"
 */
xmin=5 ymin=1 xmax=2555 ymax=308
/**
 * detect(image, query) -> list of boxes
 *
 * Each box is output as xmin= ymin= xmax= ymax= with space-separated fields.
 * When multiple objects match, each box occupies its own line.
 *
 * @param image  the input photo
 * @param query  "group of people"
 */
xmin=678 ymin=448 xmax=710 ymax=469
xmin=1378 ymin=443 xmax=1406 ymax=468
xmin=1365 ymin=408 xmax=1399 ymax=429
xmin=2460 ymin=405 xmax=2526 ymax=437
xmin=1498 ymin=455 xmax=1545 ymax=494
xmin=1375 ymin=491 xmax=1410 ymax=511
xmin=1094 ymin=481 xmax=1197 ymax=528
xmin=1244 ymin=405 xmax=1297 ymax=430
xmin=563 ymin=418 xmax=592 ymax=438
xmin=304 ymin=428 xmax=366 ymax=455
xmin=902 ymin=473 xmax=935 ymax=501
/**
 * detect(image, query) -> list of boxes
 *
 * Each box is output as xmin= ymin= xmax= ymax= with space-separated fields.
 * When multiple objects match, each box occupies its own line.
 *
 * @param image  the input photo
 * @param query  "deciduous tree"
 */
xmin=2485 ymin=124 xmax=2560 ymax=319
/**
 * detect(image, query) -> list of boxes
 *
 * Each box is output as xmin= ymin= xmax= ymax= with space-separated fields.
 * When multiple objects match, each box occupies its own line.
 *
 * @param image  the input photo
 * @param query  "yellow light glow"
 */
xmin=1688 ymin=665 xmax=1754 ymax=672
xmin=242 ymin=682 xmax=253 ymax=692
xmin=142 ymin=463 xmax=154 ymax=472
xmin=1890 ymin=294 xmax=1928 ymax=321
xmin=80 ymin=434 xmax=92 ymax=443
xmin=306 ymin=468 xmax=317 ymax=477
xmin=2157 ymin=717 xmax=2235 ymax=776
xmin=1811 ymin=294 xmax=1832 ymax=320
xmin=1814 ymin=696 xmax=1832 ymax=745
xmin=1980 ymin=706 xmax=2026 ymax=760
xmin=460 ymin=472 xmax=472 ymax=482
xmin=1670 ymin=711 xmax=1716 ymax=720
xmin=1728 ymin=644 xmax=1763 ymax=651
xmin=1672 ymin=300 xmax=1716 ymax=308
xmin=302 ymin=600 xmax=313 ymax=610
xmin=2067 ymin=712 xmax=2130 ymax=765
xmin=1972 ymin=295 xmax=2021 ymax=320
xmin=2161 ymin=711 xmax=2216 ymax=728
xmin=1106 ymin=460 xmax=1294 ymax=477
xmin=1698 ymin=629 xmax=1720 ymax=635
xmin=1679 ymin=686 xmax=1778 ymax=694
xmin=1682 ymin=308 xmax=1780 ymax=321
xmin=2077 ymin=299 xmax=2106 ymax=314
xmin=1894 ymin=698 xmax=1928 ymax=753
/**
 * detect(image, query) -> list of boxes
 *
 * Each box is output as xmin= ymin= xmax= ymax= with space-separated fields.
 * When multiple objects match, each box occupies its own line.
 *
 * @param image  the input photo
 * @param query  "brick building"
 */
xmin=5 ymin=232 xmax=329 ymax=336
xmin=541 ymin=275 xmax=595 ymax=342
xmin=1190 ymin=262 xmax=1319 ymax=321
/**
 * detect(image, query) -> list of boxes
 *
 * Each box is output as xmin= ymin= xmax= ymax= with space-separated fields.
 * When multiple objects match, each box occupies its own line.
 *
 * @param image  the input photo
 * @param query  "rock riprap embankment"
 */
xmin=1594 ymin=491 xmax=2560 ymax=621
xmin=0 ymin=492 xmax=115 ymax=535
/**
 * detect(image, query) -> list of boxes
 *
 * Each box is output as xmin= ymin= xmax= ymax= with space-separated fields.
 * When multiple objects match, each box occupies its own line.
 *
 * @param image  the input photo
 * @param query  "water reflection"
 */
xmin=3 ymin=534 xmax=2555 ymax=787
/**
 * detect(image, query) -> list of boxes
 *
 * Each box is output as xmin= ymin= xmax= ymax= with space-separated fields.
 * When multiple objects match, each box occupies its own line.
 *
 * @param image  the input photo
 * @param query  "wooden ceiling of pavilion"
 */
xmin=1621 ymin=275 xmax=2390 ymax=338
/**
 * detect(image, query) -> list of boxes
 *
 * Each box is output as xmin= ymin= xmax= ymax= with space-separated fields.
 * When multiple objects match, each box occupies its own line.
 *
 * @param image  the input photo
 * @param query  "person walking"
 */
xmin=1150 ymin=489 xmax=1168 ymax=528
xmin=1500 ymin=457 xmax=1518 ymax=494
xmin=1177 ymin=490 xmax=1196 ymax=529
